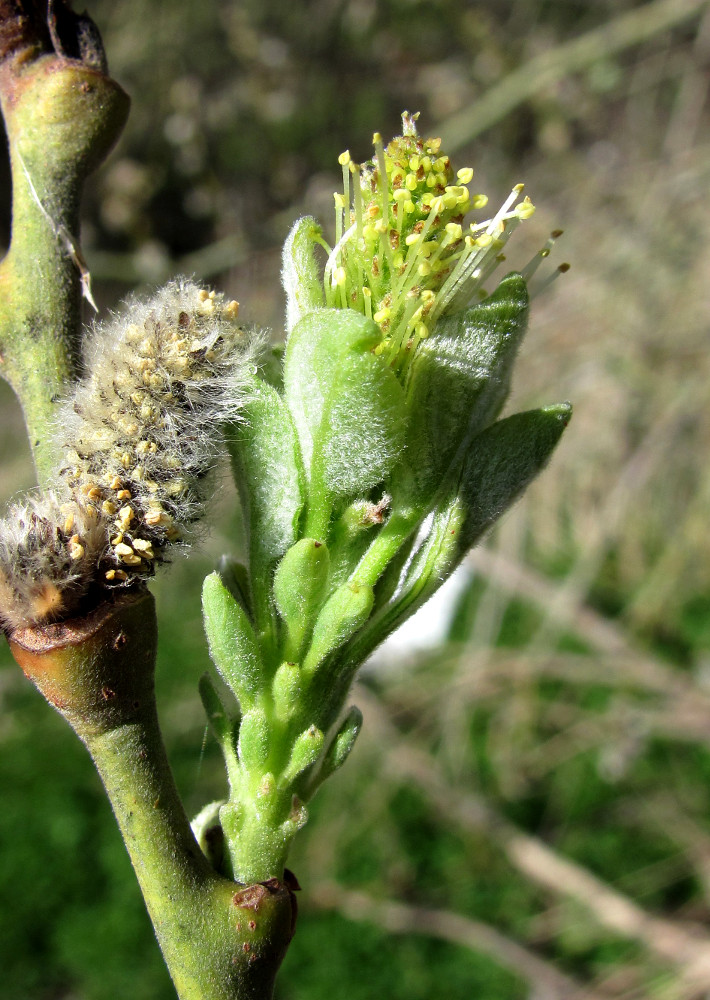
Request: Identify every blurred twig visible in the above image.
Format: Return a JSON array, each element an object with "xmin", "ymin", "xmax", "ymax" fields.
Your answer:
[
  {"xmin": 85, "ymin": 233, "xmax": 248, "ymax": 286},
  {"xmin": 440, "ymin": 0, "xmax": 710, "ymax": 150},
  {"xmin": 355, "ymin": 685, "xmax": 710, "ymax": 988},
  {"xmin": 309, "ymin": 883, "xmax": 607, "ymax": 1000}
]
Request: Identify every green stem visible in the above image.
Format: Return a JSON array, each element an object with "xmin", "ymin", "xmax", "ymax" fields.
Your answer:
[
  {"xmin": 0, "ymin": 18, "xmax": 129, "ymax": 482},
  {"xmin": 9, "ymin": 593, "xmax": 296, "ymax": 1000},
  {"xmin": 353, "ymin": 508, "xmax": 419, "ymax": 587},
  {"xmin": 87, "ymin": 702, "xmax": 293, "ymax": 1000}
]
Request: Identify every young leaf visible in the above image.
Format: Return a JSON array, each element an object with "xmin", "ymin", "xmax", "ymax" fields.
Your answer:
[
  {"xmin": 396, "ymin": 272, "xmax": 529, "ymax": 504},
  {"xmin": 456, "ymin": 403, "xmax": 572, "ymax": 555},
  {"xmin": 316, "ymin": 705, "xmax": 363, "ymax": 785},
  {"xmin": 228, "ymin": 377, "xmax": 305, "ymax": 632},
  {"xmin": 284, "ymin": 309, "xmax": 407, "ymax": 533},
  {"xmin": 282, "ymin": 216, "xmax": 326, "ymax": 333},
  {"xmin": 348, "ymin": 403, "xmax": 571, "ymax": 663}
]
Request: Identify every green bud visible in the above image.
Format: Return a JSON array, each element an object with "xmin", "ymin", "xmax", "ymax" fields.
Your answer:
[
  {"xmin": 328, "ymin": 496, "xmax": 391, "ymax": 588},
  {"xmin": 280, "ymin": 796, "xmax": 309, "ymax": 837},
  {"xmin": 237, "ymin": 708, "xmax": 271, "ymax": 772},
  {"xmin": 273, "ymin": 538, "xmax": 330, "ymax": 660},
  {"xmin": 202, "ymin": 572, "xmax": 264, "ymax": 708},
  {"xmin": 272, "ymin": 661, "xmax": 303, "ymax": 722},
  {"xmin": 282, "ymin": 725, "xmax": 325, "ymax": 785},
  {"xmin": 319, "ymin": 705, "xmax": 363, "ymax": 783},
  {"xmin": 303, "ymin": 581, "xmax": 375, "ymax": 675}
]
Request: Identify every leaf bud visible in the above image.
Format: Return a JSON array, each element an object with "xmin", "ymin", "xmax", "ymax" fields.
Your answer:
[
  {"xmin": 273, "ymin": 538, "xmax": 330, "ymax": 660},
  {"xmin": 282, "ymin": 725, "xmax": 325, "ymax": 785},
  {"xmin": 272, "ymin": 661, "xmax": 303, "ymax": 722},
  {"xmin": 303, "ymin": 581, "xmax": 374, "ymax": 675},
  {"xmin": 202, "ymin": 572, "xmax": 264, "ymax": 707},
  {"xmin": 237, "ymin": 708, "xmax": 271, "ymax": 772}
]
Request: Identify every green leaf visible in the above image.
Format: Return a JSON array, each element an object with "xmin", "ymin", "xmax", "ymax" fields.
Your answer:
[
  {"xmin": 456, "ymin": 403, "xmax": 572, "ymax": 554},
  {"xmin": 282, "ymin": 216, "xmax": 326, "ymax": 333},
  {"xmin": 284, "ymin": 309, "xmax": 407, "ymax": 533},
  {"xmin": 228, "ymin": 377, "xmax": 305, "ymax": 632},
  {"xmin": 348, "ymin": 403, "xmax": 571, "ymax": 664},
  {"xmin": 316, "ymin": 705, "xmax": 363, "ymax": 785},
  {"xmin": 396, "ymin": 272, "xmax": 529, "ymax": 504},
  {"xmin": 202, "ymin": 572, "xmax": 265, "ymax": 708}
]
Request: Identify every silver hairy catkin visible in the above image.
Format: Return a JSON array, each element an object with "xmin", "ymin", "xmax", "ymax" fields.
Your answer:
[
  {"xmin": 0, "ymin": 279, "xmax": 260, "ymax": 631},
  {"xmin": 0, "ymin": 495, "xmax": 106, "ymax": 631}
]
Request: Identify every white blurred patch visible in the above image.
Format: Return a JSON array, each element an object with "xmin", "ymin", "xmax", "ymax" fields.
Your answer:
[{"xmin": 365, "ymin": 564, "xmax": 473, "ymax": 671}]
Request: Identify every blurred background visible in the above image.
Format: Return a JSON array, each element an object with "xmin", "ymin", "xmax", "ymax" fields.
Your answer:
[{"xmin": 1, "ymin": 0, "xmax": 710, "ymax": 997}]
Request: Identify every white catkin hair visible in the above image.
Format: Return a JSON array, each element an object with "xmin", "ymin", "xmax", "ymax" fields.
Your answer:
[
  {"xmin": 0, "ymin": 494, "xmax": 106, "ymax": 631},
  {"xmin": 0, "ymin": 279, "xmax": 260, "ymax": 631}
]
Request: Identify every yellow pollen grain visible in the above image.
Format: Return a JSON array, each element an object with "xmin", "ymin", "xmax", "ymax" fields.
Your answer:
[
  {"xmin": 138, "ymin": 339, "xmax": 156, "ymax": 356},
  {"xmin": 120, "ymin": 552, "xmax": 143, "ymax": 566},
  {"xmin": 132, "ymin": 539, "xmax": 155, "ymax": 559},
  {"xmin": 118, "ymin": 505, "xmax": 135, "ymax": 525},
  {"xmin": 68, "ymin": 535, "xmax": 84, "ymax": 560}
]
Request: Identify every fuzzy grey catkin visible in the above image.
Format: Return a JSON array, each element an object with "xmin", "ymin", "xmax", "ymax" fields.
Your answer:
[
  {"xmin": 0, "ymin": 279, "xmax": 259, "ymax": 631},
  {"xmin": 0, "ymin": 495, "xmax": 106, "ymax": 631}
]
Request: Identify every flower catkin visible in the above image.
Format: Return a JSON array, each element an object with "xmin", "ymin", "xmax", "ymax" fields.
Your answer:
[{"xmin": 0, "ymin": 279, "xmax": 258, "ymax": 632}]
